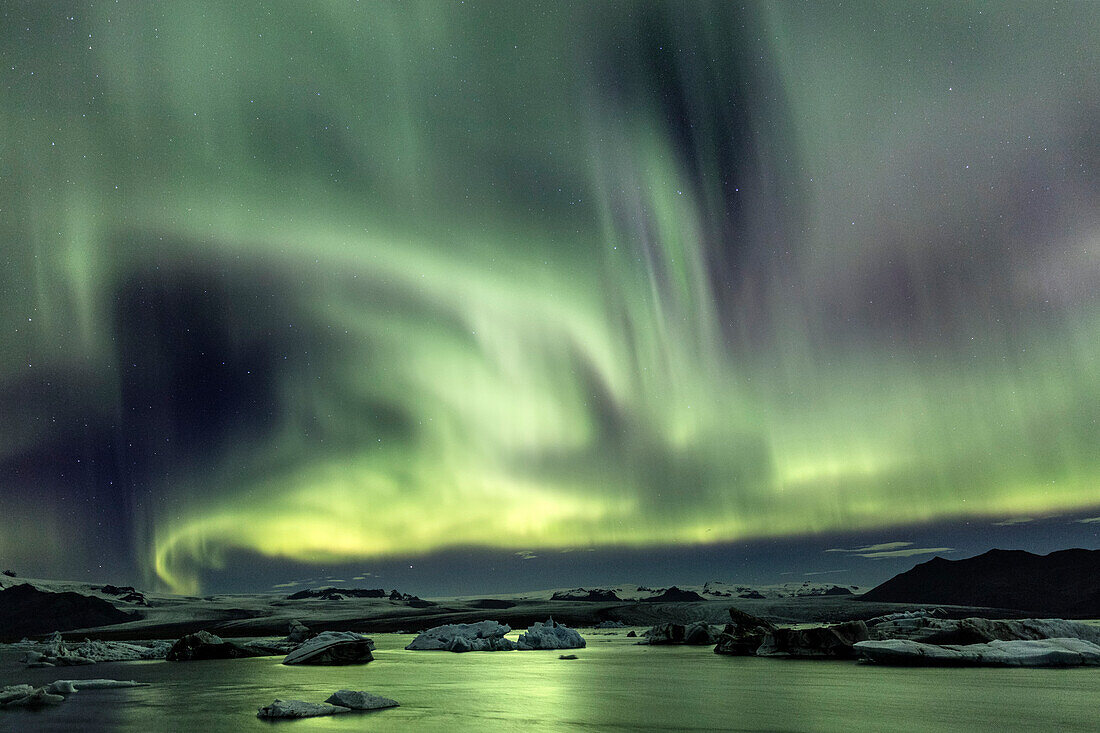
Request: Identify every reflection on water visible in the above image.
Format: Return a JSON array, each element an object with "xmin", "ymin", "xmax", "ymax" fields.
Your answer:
[{"xmin": 2, "ymin": 632, "xmax": 1099, "ymax": 732}]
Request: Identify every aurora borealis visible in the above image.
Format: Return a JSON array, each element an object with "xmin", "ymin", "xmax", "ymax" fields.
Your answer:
[{"xmin": 2, "ymin": 1, "xmax": 1099, "ymax": 595}]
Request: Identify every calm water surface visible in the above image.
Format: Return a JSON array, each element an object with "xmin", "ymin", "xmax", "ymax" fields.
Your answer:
[{"xmin": 2, "ymin": 631, "xmax": 1098, "ymax": 732}]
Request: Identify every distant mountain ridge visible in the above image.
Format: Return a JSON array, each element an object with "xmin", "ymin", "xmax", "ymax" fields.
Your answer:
[
  {"xmin": 0, "ymin": 584, "xmax": 137, "ymax": 639},
  {"xmin": 859, "ymin": 548, "xmax": 1100, "ymax": 617}
]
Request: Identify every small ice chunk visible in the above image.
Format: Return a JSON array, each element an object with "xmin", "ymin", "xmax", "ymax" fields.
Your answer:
[
  {"xmin": 59, "ymin": 679, "xmax": 148, "ymax": 690},
  {"xmin": 0, "ymin": 685, "xmax": 36, "ymax": 705},
  {"xmin": 0, "ymin": 688, "xmax": 66, "ymax": 708},
  {"xmin": 324, "ymin": 689, "xmax": 399, "ymax": 710},
  {"xmin": 44, "ymin": 680, "xmax": 78, "ymax": 695},
  {"xmin": 256, "ymin": 699, "xmax": 350, "ymax": 718}
]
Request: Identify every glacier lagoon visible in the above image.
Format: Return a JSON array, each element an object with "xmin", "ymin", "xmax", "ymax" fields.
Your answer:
[{"xmin": 2, "ymin": 631, "xmax": 1098, "ymax": 732}]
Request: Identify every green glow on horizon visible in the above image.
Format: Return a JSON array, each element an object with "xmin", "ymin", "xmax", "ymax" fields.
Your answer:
[{"xmin": 3, "ymin": 2, "xmax": 1100, "ymax": 592}]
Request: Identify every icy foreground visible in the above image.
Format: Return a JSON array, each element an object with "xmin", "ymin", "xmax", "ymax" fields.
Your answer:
[
  {"xmin": 516, "ymin": 618, "xmax": 585, "ymax": 650},
  {"xmin": 1, "ymin": 679, "xmax": 146, "ymax": 708},
  {"xmin": 282, "ymin": 631, "xmax": 375, "ymax": 665},
  {"xmin": 855, "ymin": 638, "xmax": 1100, "ymax": 667},
  {"xmin": 405, "ymin": 621, "xmax": 516, "ymax": 652}
]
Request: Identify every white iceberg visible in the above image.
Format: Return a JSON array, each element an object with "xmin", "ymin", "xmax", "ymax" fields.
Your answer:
[
  {"xmin": 516, "ymin": 618, "xmax": 586, "ymax": 650},
  {"xmin": 24, "ymin": 632, "xmax": 171, "ymax": 667},
  {"xmin": 282, "ymin": 631, "xmax": 375, "ymax": 665},
  {"xmin": 855, "ymin": 638, "xmax": 1100, "ymax": 667},
  {"xmin": 44, "ymin": 680, "xmax": 77, "ymax": 695},
  {"xmin": 865, "ymin": 608, "xmax": 945, "ymax": 626},
  {"xmin": 324, "ymin": 689, "xmax": 399, "ymax": 710},
  {"xmin": 405, "ymin": 621, "xmax": 516, "ymax": 652},
  {"xmin": 868, "ymin": 617, "xmax": 1100, "ymax": 645},
  {"xmin": 0, "ymin": 687, "xmax": 65, "ymax": 708},
  {"xmin": 0, "ymin": 685, "xmax": 37, "ymax": 705},
  {"xmin": 0, "ymin": 678, "xmax": 146, "ymax": 708},
  {"xmin": 257, "ymin": 699, "xmax": 350, "ymax": 718},
  {"xmin": 52, "ymin": 679, "xmax": 147, "ymax": 690}
]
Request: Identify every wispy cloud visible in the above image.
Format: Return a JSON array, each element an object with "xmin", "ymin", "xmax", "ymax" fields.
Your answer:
[
  {"xmin": 825, "ymin": 541, "xmax": 953, "ymax": 559},
  {"xmin": 1074, "ymin": 516, "xmax": 1100, "ymax": 524},
  {"xmin": 826, "ymin": 541, "xmax": 911, "ymax": 553},
  {"xmin": 515, "ymin": 550, "xmax": 538, "ymax": 560},
  {"xmin": 992, "ymin": 517, "xmax": 1034, "ymax": 526},
  {"xmin": 271, "ymin": 581, "xmax": 302, "ymax": 589},
  {"xmin": 857, "ymin": 547, "xmax": 953, "ymax": 559},
  {"xmin": 803, "ymin": 569, "xmax": 849, "ymax": 576}
]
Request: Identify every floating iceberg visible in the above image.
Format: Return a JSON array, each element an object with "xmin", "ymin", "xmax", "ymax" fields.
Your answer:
[
  {"xmin": 855, "ymin": 638, "xmax": 1100, "ymax": 667},
  {"xmin": 405, "ymin": 621, "xmax": 516, "ymax": 652},
  {"xmin": 868, "ymin": 617, "xmax": 1100, "ymax": 645},
  {"xmin": 516, "ymin": 618, "xmax": 586, "ymax": 650},
  {"xmin": 286, "ymin": 619, "xmax": 312, "ymax": 644},
  {"xmin": 256, "ymin": 699, "xmax": 350, "ymax": 718},
  {"xmin": 641, "ymin": 623, "xmax": 687, "ymax": 645},
  {"xmin": 51, "ymin": 679, "xmax": 146, "ymax": 690},
  {"xmin": 642, "ymin": 621, "xmax": 728, "ymax": 646},
  {"xmin": 713, "ymin": 608, "xmax": 776, "ymax": 656},
  {"xmin": 0, "ymin": 687, "xmax": 65, "ymax": 708},
  {"xmin": 44, "ymin": 680, "xmax": 77, "ymax": 695},
  {"xmin": 756, "ymin": 621, "xmax": 869, "ymax": 658},
  {"xmin": 0, "ymin": 679, "xmax": 146, "ymax": 709},
  {"xmin": 324, "ymin": 689, "xmax": 399, "ymax": 710},
  {"xmin": 0, "ymin": 685, "xmax": 38, "ymax": 706},
  {"xmin": 683, "ymin": 621, "xmax": 718, "ymax": 645},
  {"xmin": 23, "ymin": 632, "xmax": 171, "ymax": 667},
  {"xmin": 282, "ymin": 631, "xmax": 375, "ymax": 665},
  {"xmin": 865, "ymin": 608, "xmax": 946, "ymax": 626},
  {"xmin": 166, "ymin": 630, "xmax": 267, "ymax": 661}
]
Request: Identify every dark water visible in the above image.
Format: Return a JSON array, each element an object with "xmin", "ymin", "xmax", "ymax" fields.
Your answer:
[{"xmin": 2, "ymin": 632, "xmax": 1098, "ymax": 732}]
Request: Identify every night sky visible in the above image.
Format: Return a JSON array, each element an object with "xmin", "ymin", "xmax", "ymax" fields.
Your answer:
[{"xmin": 2, "ymin": 1, "xmax": 1099, "ymax": 596}]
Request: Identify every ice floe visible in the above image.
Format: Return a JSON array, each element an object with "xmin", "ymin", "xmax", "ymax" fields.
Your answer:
[
  {"xmin": 855, "ymin": 638, "xmax": 1100, "ymax": 667},
  {"xmin": 23, "ymin": 632, "xmax": 171, "ymax": 667},
  {"xmin": 0, "ymin": 679, "xmax": 147, "ymax": 709}
]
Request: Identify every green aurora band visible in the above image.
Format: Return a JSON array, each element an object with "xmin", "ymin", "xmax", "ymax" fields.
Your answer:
[{"xmin": 2, "ymin": 2, "xmax": 1099, "ymax": 593}]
